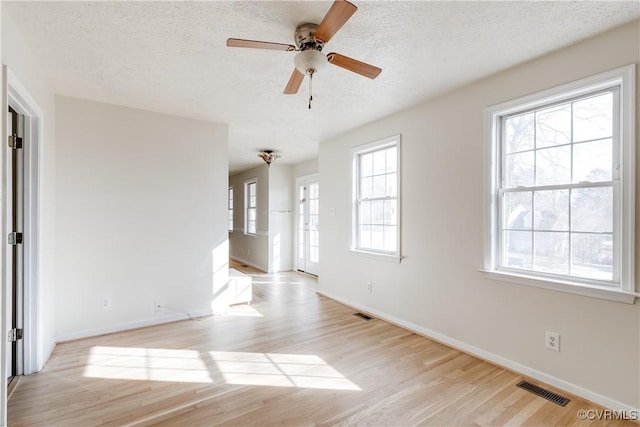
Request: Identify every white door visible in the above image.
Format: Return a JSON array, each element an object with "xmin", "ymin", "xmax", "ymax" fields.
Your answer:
[{"xmin": 296, "ymin": 174, "xmax": 319, "ymax": 276}]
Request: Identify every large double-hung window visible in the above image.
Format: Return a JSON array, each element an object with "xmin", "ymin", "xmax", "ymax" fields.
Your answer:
[{"xmin": 485, "ymin": 65, "xmax": 635, "ymax": 302}]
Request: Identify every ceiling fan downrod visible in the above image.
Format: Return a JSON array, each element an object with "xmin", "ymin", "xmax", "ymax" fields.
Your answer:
[{"xmin": 308, "ymin": 70, "xmax": 314, "ymax": 109}]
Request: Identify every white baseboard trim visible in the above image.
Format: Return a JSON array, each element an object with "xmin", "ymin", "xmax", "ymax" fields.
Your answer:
[
  {"xmin": 316, "ymin": 289, "xmax": 638, "ymax": 413},
  {"xmin": 230, "ymin": 256, "xmax": 266, "ymax": 272},
  {"xmin": 55, "ymin": 309, "xmax": 214, "ymax": 343}
]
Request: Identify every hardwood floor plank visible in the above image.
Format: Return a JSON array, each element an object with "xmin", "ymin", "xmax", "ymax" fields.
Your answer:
[{"xmin": 8, "ymin": 266, "xmax": 637, "ymax": 426}]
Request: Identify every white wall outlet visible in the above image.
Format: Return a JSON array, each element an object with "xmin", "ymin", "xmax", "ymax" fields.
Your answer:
[
  {"xmin": 366, "ymin": 282, "xmax": 372, "ymax": 293},
  {"xmin": 154, "ymin": 301, "xmax": 163, "ymax": 312},
  {"xmin": 102, "ymin": 297, "xmax": 111, "ymax": 309},
  {"xmin": 545, "ymin": 331, "xmax": 560, "ymax": 352}
]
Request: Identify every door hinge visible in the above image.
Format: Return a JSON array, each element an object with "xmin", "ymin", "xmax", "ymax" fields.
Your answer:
[
  {"xmin": 8, "ymin": 232, "xmax": 23, "ymax": 245},
  {"xmin": 7, "ymin": 328, "xmax": 23, "ymax": 342},
  {"xmin": 8, "ymin": 135, "xmax": 23, "ymax": 149}
]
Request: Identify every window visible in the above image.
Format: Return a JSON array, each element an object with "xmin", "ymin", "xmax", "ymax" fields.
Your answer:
[
  {"xmin": 245, "ymin": 180, "xmax": 257, "ymax": 235},
  {"xmin": 228, "ymin": 187, "xmax": 234, "ymax": 232},
  {"xmin": 352, "ymin": 135, "xmax": 401, "ymax": 260},
  {"xmin": 485, "ymin": 65, "xmax": 635, "ymax": 302}
]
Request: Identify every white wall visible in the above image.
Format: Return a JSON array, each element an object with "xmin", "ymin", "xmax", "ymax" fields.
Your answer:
[
  {"xmin": 229, "ymin": 165, "xmax": 269, "ymax": 271},
  {"xmin": 55, "ymin": 96, "xmax": 229, "ymax": 339},
  {"xmin": 2, "ymin": 7, "xmax": 56, "ymax": 369},
  {"xmin": 319, "ymin": 21, "xmax": 640, "ymax": 409},
  {"xmin": 268, "ymin": 165, "xmax": 293, "ymax": 272},
  {"xmin": 293, "ymin": 158, "xmax": 318, "ymax": 178}
]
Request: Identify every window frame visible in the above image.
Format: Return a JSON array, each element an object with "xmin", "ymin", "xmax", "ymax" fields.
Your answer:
[
  {"xmin": 228, "ymin": 186, "xmax": 234, "ymax": 233},
  {"xmin": 351, "ymin": 134, "xmax": 402, "ymax": 262},
  {"xmin": 244, "ymin": 179, "xmax": 257, "ymax": 236},
  {"xmin": 484, "ymin": 64, "xmax": 635, "ymax": 303}
]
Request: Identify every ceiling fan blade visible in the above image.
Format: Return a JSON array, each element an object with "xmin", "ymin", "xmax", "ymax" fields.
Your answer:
[
  {"xmin": 327, "ymin": 53, "xmax": 381, "ymax": 79},
  {"xmin": 226, "ymin": 38, "xmax": 295, "ymax": 51},
  {"xmin": 284, "ymin": 69, "xmax": 305, "ymax": 94},
  {"xmin": 314, "ymin": 0, "xmax": 357, "ymax": 43}
]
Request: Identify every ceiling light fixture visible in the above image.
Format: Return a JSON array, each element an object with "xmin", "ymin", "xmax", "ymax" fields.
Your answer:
[
  {"xmin": 293, "ymin": 49, "xmax": 328, "ymax": 109},
  {"xmin": 258, "ymin": 150, "xmax": 281, "ymax": 167}
]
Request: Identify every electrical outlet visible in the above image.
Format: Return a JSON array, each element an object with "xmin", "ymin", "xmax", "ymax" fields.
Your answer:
[
  {"xmin": 154, "ymin": 301, "xmax": 163, "ymax": 312},
  {"xmin": 103, "ymin": 297, "xmax": 111, "ymax": 309},
  {"xmin": 545, "ymin": 331, "xmax": 560, "ymax": 352},
  {"xmin": 366, "ymin": 282, "xmax": 372, "ymax": 293}
]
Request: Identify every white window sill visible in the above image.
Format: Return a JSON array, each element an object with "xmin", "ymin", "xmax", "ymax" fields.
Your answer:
[
  {"xmin": 350, "ymin": 249, "xmax": 402, "ymax": 263},
  {"xmin": 480, "ymin": 269, "xmax": 635, "ymax": 304}
]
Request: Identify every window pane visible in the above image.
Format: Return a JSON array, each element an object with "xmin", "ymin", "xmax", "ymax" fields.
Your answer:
[
  {"xmin": 361, "ymin": 153, "xmax": 373, "ymax": 178},
  {"xmin": 384, "ymin": 226, "xmax": 397, "ymax": 252},
  {"xmin": 359, "ymin": 201, "xmax": 371, "ymax": 225},
  {"xmin": 573, "ymin": 92, "xmax": 612, "ymax": 143},
  {"xmin": 248, "ymin": 221, "xmax": 256, "ymax": 234},
  {"xmin": 505, "ymin": 151, "xmax": 534, "ymax": 187},
  {"xmin": 373, "ymin": 175, "xmax": 385, "ymax": 198},
  {"xmin": 536, "ymin": 145, "xmax": 571, "ymax": 186},
  {"xmin": 536, "ymin": 103, "xmax": 571, "ymax": 148},
  {"xmin": 504, "ymin": 230, "xmax": 532, "ymax": 269},
  {"xmin": 310, "ymin": 246, "xmax": 319, "ymax": 263},
  {"xmin": 361, "ymin": 177, "xmax": 373, "ymax": 199},
  {"xmin": 359, "ymin": 225, "xmax": 371, "ymax": 248},
  {"xmin": 386, "ymin": 146, "xmax": 397, "ymax": 173},
  {"xmin": 571, "ymin": 233, "xmax": 613, "ymax": 281},
  {"xmin": 248, "ymin": 209, "xmax": 256, "ymax": 221},
  {"xmin": 534, "ymin": 232, "xmax": 569, "ymax": 275},
  {"xmin": 310, "ymin": 230, "xmax": 319, "ymax": 247},
  {"xmin": 534, "ymin": 190, "xmax": 568, "ymax": 231},
  {"xmin": 386, "ymin": 173, "xmax": 397, "ymax": 197},
  {"xmin": 571, "ymin": 187, "xmax": 613, "ymax": 233},
  {"xmin": 573, "ymin": 139, "xmax": 612, "ymax": 183},
  {"xmin": 310, "ymin": 183, "xmax": 319, "ymax": 199},
  {"xmin": 371, "ymin": 225, "xmax": 384, "ymax": 250},
  {"xmin": 503, "ymin": 191, "xmax": 532, "ymax": 230},
  {"xmin": 371, "ymin": 200, "xmax": 384, "ymax": 225},
  {"xmin": 505, "ymin": 112, "xmax": 534, "ymax": 153},
  {"xmin": 384, "ymin": 200, "xmax": 397, "ymax": 225},
  {"xmin": 310, "ymin": 200, "xmax": 319, "ymax": 216},
  {"xmin": 373, "ymin": 150, "xmax": 385, "ymax": 175}
]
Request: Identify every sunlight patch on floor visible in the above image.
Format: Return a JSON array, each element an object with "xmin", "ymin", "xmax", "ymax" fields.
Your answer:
[
  {"xmin": 83, "ymin": 346, "xmax": 213, "ymax": 383},
  {"xmin": 211, "ymin": 351, "xmax": 361, "ymax": 390},
  {"xmin": 226, "ymin": 304, "xmax": 263, "ymax": 317},
  {"xmin": 83, "ymin": 347, "xmax": 360, "ymax": 391}
]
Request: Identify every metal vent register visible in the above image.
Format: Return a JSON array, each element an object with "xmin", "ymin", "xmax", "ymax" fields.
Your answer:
[
  {"xmin": 353, "ymin": 312, "xmax": 373, "ymax": 321},
  {"xmin": 516, "ymin": 380, "xmax": 570, "ymax": 407}
]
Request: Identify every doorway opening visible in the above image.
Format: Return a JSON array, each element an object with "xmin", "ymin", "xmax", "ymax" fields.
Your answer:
[{"xmin": 3, "ymin": 68, "xmax": 42, "ymax": 393}]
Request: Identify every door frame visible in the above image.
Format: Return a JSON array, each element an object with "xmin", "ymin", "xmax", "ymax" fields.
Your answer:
[
  {"xmin": 294, "ymin": 173, "xmax": 319, "ymax": 275},
  {"xmin": 2, "ymin": 67, "xmax": 42, "ymax": 389}
]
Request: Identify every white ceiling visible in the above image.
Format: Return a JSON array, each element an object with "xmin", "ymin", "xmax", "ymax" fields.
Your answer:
[{"xmin": 4, "ymin": 1, "xmax": 639, "ymax": 173}]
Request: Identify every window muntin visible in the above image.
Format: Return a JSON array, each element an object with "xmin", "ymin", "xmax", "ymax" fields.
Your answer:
[
  {"xmin": 353, "ymin": 136, "xmax": 400, "ymax": 258},
  {"xmin": 228, "ymin": 187, "xmax": 234, "ymax": 232},
  {"xmin": 245, "ymin": 180, "xmax": 256, "ymax": 235}
]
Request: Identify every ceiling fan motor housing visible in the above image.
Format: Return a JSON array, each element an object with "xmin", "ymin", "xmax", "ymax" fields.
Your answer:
[{"xmin": 295, "ymin": 23, "xmax": 324, "ymax": 51}]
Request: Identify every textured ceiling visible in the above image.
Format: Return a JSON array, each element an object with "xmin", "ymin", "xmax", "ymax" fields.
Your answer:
[{"xmin": 4, "ymin": 1, "xmax": 639, "ymax": 172}]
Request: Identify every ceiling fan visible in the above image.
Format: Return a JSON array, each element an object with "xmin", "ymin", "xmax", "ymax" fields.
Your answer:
[{"xmin": 227, "ymin": 0, "xmax": 381, "ymax": 108}]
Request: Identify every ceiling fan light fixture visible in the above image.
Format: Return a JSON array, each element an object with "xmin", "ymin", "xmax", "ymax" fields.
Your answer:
[
  {"xmin": 258, "ymin": 150, "xmax": 281, "ymax": 167},
  {"xmin": 294, "ymin": 49, "xmax": 328, "ymax": 75}
]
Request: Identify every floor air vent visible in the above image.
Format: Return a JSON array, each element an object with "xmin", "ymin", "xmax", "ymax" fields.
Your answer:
[
  {"xmin": 353, "ymin": 312, "xmax": 373, "ymax": 321},
  {"xmin": 516, "ymin": 380, "xmax": 570, "ymax": 406}
]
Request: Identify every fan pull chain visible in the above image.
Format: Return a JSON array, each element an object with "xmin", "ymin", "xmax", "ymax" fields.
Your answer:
[{"xmin": 308, "ymin": 71, "xmax": 314, "ymax": 109}]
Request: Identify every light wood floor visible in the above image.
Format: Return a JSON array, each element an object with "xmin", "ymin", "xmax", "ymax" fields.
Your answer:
[{"xmin": 8, "ymin": 264, "xmax": 636, "ymax": 426}]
